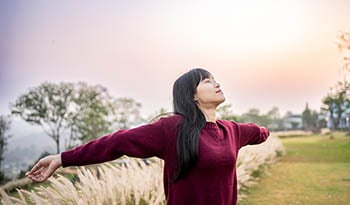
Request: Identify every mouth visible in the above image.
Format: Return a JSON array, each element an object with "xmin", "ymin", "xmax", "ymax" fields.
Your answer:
[{"xmin": 216, "ymin": 89, "xmax": 223, "ymax": 94}]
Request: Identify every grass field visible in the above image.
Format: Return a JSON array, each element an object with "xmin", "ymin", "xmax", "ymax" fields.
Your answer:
[{"xmin": 239, "ymin": 132, "xmax": 350, "ymax": 205}]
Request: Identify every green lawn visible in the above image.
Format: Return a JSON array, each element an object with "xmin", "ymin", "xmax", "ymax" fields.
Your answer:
[{"xmin": 239, "ymin": 132, "xmax": 350, "ymax": 205}]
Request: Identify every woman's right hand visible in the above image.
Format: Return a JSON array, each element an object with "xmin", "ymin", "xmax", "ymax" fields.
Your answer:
[{"xmin": 26, "ymin": 154, "xmax": 62, "ymax": 182}]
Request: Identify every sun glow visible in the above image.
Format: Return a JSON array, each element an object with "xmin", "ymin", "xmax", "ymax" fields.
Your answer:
[{"xmin": 166, "ymin": 0, "xmax": 305, "ymax": 53}]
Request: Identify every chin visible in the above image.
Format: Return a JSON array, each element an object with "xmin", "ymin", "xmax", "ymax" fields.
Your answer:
[{"xmin": 216, "ymin": 98, "xmax": 225, "ymax": 106}]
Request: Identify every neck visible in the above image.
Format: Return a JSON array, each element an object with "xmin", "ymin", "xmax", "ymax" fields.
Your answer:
[{"xmin": 199, "ymin": 107, "xmax": 217, "ymax": 122}]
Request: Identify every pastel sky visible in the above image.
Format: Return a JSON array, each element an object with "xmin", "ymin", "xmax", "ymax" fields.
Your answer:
[{"xmin": 1, "ymin": 0, "xmax": 349, "ymax": 118}]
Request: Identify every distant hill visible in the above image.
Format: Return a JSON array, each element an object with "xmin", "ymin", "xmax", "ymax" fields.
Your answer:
[{"xmin": 2, "ymin": 119, "xmax": 57, "ymax": 179}]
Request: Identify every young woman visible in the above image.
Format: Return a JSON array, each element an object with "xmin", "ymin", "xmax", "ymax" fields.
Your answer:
[{"xmin": 26, "ymin": 68, "xmax": 269, "ymax": 205}]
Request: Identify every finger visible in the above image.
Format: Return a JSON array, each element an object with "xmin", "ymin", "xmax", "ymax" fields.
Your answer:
[
  {"xmin": 27, "ymin": 167, "xmax": 45, "ymax": 179},
  {"xmin": 32, "ymin": 167, "xmax": 45, "ymax": 176},
  {"xmin": 27, "ymin": 161, "xmax": 43, "ymax": 175},
  {"xmin": 27, "ymin": 171, "xmax": 49, "ymax": 182},
  {"xmin": 28, "ymin": 175, "xmax": 45, "ymax": 183},
  {"xmin": 27, "ymin": 174, "xmax": 41, "ymax": 182}
]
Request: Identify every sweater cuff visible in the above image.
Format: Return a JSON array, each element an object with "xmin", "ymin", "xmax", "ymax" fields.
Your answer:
[
  {"xmin": 61, "ymin": 151, "xmax": 75, "ymax": 168},
  {"xmin": 260, "ymin": 127, "xmax": 270, "ymax": 138}
]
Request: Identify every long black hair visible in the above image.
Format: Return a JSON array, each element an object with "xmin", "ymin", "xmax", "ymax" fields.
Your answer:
[{"xmin": 172, "ymin": 68, "xmax": 211, "ymax": 181}]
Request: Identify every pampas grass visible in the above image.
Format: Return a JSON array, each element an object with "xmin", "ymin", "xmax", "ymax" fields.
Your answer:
[
  {"xmin": 236, "ymin": 136, "xmax": 285, "ymax": 200},
  {"xmin": 1, "ymin": 136, "xmax": 284, "ymax": 204}
]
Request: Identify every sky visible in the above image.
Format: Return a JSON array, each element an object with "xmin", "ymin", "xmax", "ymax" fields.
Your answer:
[{"xmin": 1, "ymin": 0, "xmax": 350, "ymax": 121}]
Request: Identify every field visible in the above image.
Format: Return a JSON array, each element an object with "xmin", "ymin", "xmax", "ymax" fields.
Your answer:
[
  {"xmin": 239, "ymin": 132, "xmax": 350, "ymax": 205},
  {"xmin": 1, "ymin": 136, "xmax": 285, "ymax": 204}
]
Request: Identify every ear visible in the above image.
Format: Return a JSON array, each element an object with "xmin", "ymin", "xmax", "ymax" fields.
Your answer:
[{"xmin": 193, "ymin": 93, "xmax": 198, "ymax": 102}]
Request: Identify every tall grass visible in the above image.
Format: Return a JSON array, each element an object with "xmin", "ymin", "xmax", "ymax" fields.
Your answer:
[
  {"xmin": 1, "ymin": 136, "xmax": 284, "ymax": 205},
  {"xmin": 237, "ymin": 136, "xmax": 285, "ymax": 200}
]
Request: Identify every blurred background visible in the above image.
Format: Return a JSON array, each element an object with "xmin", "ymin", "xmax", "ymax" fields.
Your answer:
[{"xmin": 0, "ymin": 0, "xmax": 349, "ymax": 189}]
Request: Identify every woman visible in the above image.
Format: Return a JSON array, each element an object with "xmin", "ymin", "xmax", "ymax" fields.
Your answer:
[{"xmin": 26, "ymin": 68, "xmax": 270, "ymax": 205}]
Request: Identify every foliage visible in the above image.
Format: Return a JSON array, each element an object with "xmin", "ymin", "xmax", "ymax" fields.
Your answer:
[
  {"xmin": 217, "ymin": 104, "xmax": 240, "ymax": 121},
  {"xmin": 11, "ymin": 82, "xmax": 122, "ymax": 152},
  {"xmin": 66, "ymin": 82, "xmax": 115, "ymax": 146},
  {"xmin": 266, "ymin": 107, "xmax": 284, "ymax": 131},
  {"xmin": 113, "ymin": 98, "xmax": 143, "ymax": 129},
  {"xmin": 147, "ymin": 108, "xmax": 173, "ymax": 123},
  {"xmin": 337, "ymin": 31, "xmax": 350, "ymax": 72},
  {"xmin": 0, "ymin": 115, "xmax": 11, "ymax": 174},
  {"xmin": 217, "ymin": 104, "xmax": 295, "ymax": 131},
  {"xmin": 240, "ymin": 108, "xmax": 271, "ymax": 127},
  {"xmin": 0, "ymin": 171, "xmax": 11, "ymax": 186},
  {"xmin": 322, "ymin": 81, "xmax": 350, "ymax": 129},
  {"xmin": 11, "ymin": 82, "xmax": 75, "ymax": 153},
  {"xmin": 302, "ymin": 103, "xmax": 319, "ymax": 131}
]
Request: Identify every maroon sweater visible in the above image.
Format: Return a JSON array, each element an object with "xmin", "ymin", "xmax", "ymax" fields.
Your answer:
[{"xmin": 61, "ymin": 115, "xmax": 269, "ymax": 205}]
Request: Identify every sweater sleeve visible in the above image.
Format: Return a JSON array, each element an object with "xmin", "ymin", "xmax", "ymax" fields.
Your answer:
[
  {"xmin": 237, "ymin": 123, "xmax": 270, "ymax": 148},
  {"xmin": 61, "ymin": 118, "xmax": 166, "ymax": 167}
]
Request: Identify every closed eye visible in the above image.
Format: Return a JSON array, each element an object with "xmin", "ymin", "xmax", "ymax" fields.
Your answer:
[
  {"xmin": 204, "ymin": 79, "xmax": 211, "ymax": 83},
  {"xmin": 202, "ymin": 77, "xmax": 215, "ymax": 83}
]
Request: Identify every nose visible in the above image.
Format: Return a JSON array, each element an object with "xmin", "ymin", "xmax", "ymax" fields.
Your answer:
[{"xmin": 215, "ymin": 81, "xmax": 220, "ymax": 88}]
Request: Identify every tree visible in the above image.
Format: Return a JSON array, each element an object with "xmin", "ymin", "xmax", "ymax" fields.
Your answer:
[
  {"xmin": 301, "ymin": 103, "xmax": 313, "ymax": 130},
  {"xmin": 0, "ymin": 115, "xmax": 11, "ymax": 170},
  {"xmin": 11, "ymin": 82, "xmax": 74, "ymax": 153},
  {"xmin": 66, "ymin": 83, "xmax": 115, "ymax": 146},
  {"xmin": 266, "ymin": 106, "xmax": 284, "ymax": 131},
  {"xmin": 322, "ymin": 81, "xmax": 349, "ymax": 129},
  {"xmin": 11, "ymin": 82, "xmax": 117, "ymax": 152},
  {"xmin": 0, "ymin": 115, "xmax": 11, "ymax": 185},
  {"xmin": 148, "ymin": 107, "xmax": 172, "ymax": 123},
  {"xmin": 217, "ymin": 104, "xmax": 240, "ymax": 121},
  {"xmin": 337, "ymin": 31, "xmax": 350, "ymax": 73},
  {"xmin": 267, "ymin": 106, "xmax": 281, "ymax": 120},
  {"xmin": 113, "ymin": 98, "xmax": 143, "ymax": 129},
  {"xmin": 336, "ymin": 31, "xmax": 350, "ymax": 108},
  {"xmin": 241, "ymin": 108, "xmax": 271, "ymax": 127},
  {"xmin": 302, "ymin": 103, "xmax": 319, "ymax": 131},
  {"xmin": 319, "ymin": 31, "xmax": 350, "ymax": 131}
]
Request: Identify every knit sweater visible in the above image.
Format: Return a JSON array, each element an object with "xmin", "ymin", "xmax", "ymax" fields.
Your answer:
[{"xmin": 61, "ymin": 115, "xmax": 270, "ymax": 205}]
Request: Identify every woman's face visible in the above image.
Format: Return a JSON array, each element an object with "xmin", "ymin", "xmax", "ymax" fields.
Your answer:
[{"xmin": 194, "ymin": 75, "xmax": 225, "ymax": 108}]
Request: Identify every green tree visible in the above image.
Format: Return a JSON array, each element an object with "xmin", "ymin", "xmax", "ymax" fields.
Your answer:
[
  {"xmin": 11, "ymin": 82, "xmax": 74, "ymax": 153},
  {"xmin": 148, "ymin": 107, "xmax": 172, "ymax": 123},
  {"xmin": 322, "ymin": 81, "xmax": 349, "ymax": 129},
  {"xmin": 333, "ymin": 31, "xmax": 350, "ymax": 130},
  {"xmin": 303, "ymin": 111, "xmax": 319, "ymax": 131},
  {"xmin": 11, "ymin": 82, "xmax": 117, "ymax": 152},
  {"xmin": 267, "ymin": 106, "xmax": 280, "ymax": 120},
  {"xmin": 266, "ymin": 106, "xmax": 284, "ymax": 131},
  {"xmin": 113, "ymin": 98, "xmax": 143, "ymax": 129},
  {"xmin": 217, "ymin": 104, "xmax": 240, "ymax": 121},
  {"xmin": 66, "ymin": 82, "xmax": 115, "ymax": 146},
  {"xmin": 302, "ymin": 103, "xmax": 319, "ymax": 130},
  {"xmin": 241, "ymin": 108, "xmax": 271, "ymax": 127}
]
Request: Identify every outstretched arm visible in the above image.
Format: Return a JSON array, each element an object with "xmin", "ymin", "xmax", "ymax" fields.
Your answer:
[
  {"xmin": 237, "ymin": 123, "xmax": 270, "ymax": 148},
  {"xmin": 26, "ymin": 154, "xmax": 62, "ymax": 182},
  {"xmin": 26, "ymin": 116, "xmax": 168, "ymax": 182}
]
